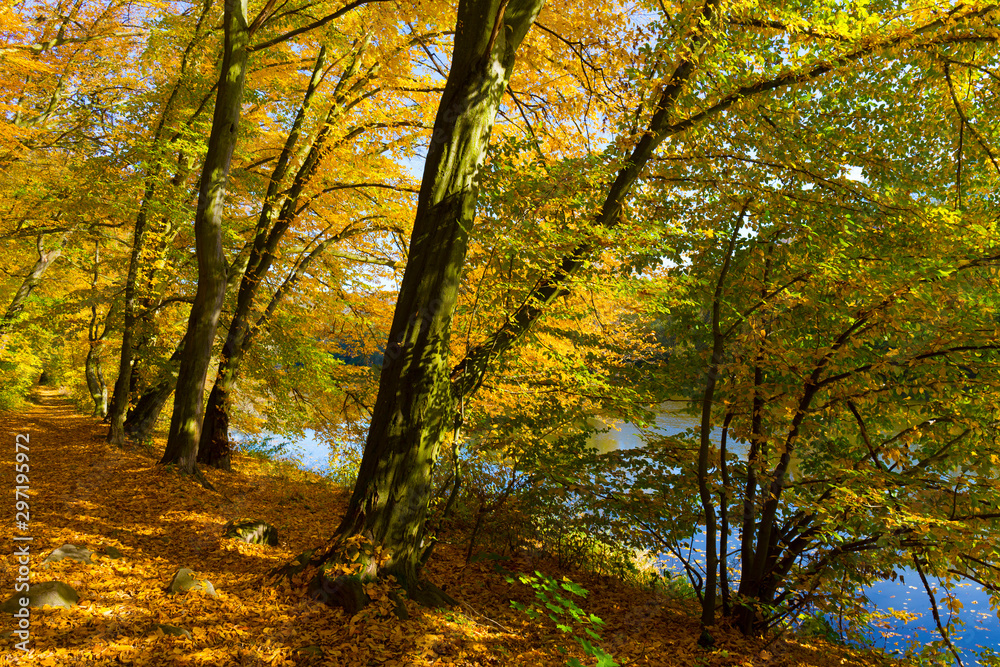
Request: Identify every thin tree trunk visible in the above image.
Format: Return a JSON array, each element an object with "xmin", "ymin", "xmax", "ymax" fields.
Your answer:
[
  {"xmin": 106, "ymin": 186, "xmax": 154, "ymax": 445},
  {"xmin": 736, "ymin": 309, "xmax": 877, "ymax": 633},
  {"xmin": 86, "ymin": 240, "xmax": 109, "ymax": 417},
  {"xmin": 1, "ymin": 233, "xmax": 65, "ymax": 329},
  {"xmin": 105, "ymin": 3, "xmax": 211, "ymax": 445},
  {"xmin": 85, "ymin": 346, "xmax": 108, "ymax": 417},
  {"xmin": 734, "ymin": 355, "xmax": 766, "ymax": 633},
  {"xmin": 696, "ymin": 211, "xmax": 742, "ymax": 638},
  {"xmin": 718, "ymin": 410, "xmax": 734, "ymax": 617},
  {"xmin": 160, "ymin": 0, "xmax": 249, "ymax": 481}
]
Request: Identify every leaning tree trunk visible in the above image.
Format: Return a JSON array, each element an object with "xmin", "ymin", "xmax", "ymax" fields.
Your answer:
[
  {"xmin": 301, "ymin": 0, "xmax": 545, "ymax": 607},
  {"xmin": 201, "ymin": 223, "xmax": 347, "ymax": 469},
  {"xmin": 198, "ymin": 45, "xmax": 333, "ymax": 471},
  {"xmin": 123, "ymin": 329, "xmax": 190, "ymax": 441},
  {"xmin": 160, "ymin": 0, "xmax": 248, "ymax": 480},
  {"xmin": 1, "ymin": 234, "xmax": 65, "ymax": 331},
  {"xmin": 125, "ymin": 377, "xmax": 175, "ymax": 441},
  {"xmin": 86, "ymin": 241, "xmax": 110, "ymax": 418}
]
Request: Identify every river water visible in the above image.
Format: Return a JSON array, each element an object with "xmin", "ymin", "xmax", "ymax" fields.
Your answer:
[
  {"xmin": 588, "ymin": 403, "xmax": 1000, "ymax": 662},
  {"xmin": 248, "ymin": 403, "xmax": 999, "ymax": 661}
]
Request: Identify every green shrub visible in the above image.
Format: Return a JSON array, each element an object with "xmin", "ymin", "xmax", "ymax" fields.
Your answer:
[{"xmin": 506, "ymin": 570, "xmax": 618, "ymax": 667}]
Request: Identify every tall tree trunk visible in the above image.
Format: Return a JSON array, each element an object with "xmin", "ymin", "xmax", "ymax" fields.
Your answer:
[
  {"xmin": 160, "ymin": 0, "xmax": 248, "ymax": 480},
  {"xmin": 86, "ymin": 240, "xmax": 109, "ymax": 417},
  {"xmin": 198, "ymin": 29, "xmax": 416, "ymax": 469},
  {"xmin": 304, "ymin": 0, "xmax": 545, "ymax": 604},
  {"xmin": 198, "ymin": 45, "xmax": 332, "ymax": 470},
  {"xmin": 695, "ymin": 211, "xmax": 742, "ymax": 640}
]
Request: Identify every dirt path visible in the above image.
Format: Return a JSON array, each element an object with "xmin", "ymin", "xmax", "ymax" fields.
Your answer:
[
  {"xmin": 0, "ymin": 390, "xmax": 357, "ymax": 666},
  {"xmin": 1, "ymin": 390, "xmax": 119, "ymax": 560}
]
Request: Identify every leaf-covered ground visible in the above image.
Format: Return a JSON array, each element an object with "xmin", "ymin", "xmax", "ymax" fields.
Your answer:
[{"xmin": 1, "ymin": 390, "xmax": 906, "ymax": 666}]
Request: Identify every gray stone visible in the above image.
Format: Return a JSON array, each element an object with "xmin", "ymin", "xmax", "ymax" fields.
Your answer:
[
  {"xmin": 1, "ymin": 581, "xmax": 79, "ymax": 612},
  {"xmin": 298, "ymin": 645, "xmax": 324, "ymax": 659},
  {"xmin": 101, "ymin": 546, "xmax": 123, "ymax": 559},
  {"xmin": 152, "ymin": 623, "xmax": 193, "ymax": 640},
  {"xmin": 222, "ymin": 518, "xmax": 278, "ymax": 546},
  {"xmin": 40, "ymin": 544, "xmax": 93, "ymax": 569},
  {"xmin": 165, "ymin": 568, "xmax": 217, "ymax": 597}
]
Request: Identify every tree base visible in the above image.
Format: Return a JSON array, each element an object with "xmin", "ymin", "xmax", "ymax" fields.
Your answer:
[
  {"xmin": 270, "ymin": 542, "xmax": 456, "ymax": 619},
  {"xmin": 200, "ymin": 452, "xmax": 232, "ymax": 471},
  {"xmin": 160, "ymin": 461, "xmax": 216, "ymax": 491}
]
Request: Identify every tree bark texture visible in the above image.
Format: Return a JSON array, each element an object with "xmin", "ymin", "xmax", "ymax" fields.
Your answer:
[
  {"xmin": 125, "ymin": 378, "xmax": 175, "ymax": 441},
  {"xmin": 161, "ymin": 0, "xmax": 248, "ymax": 476},
  {"xmin": 326, "ymin": 0, "xmax": 545, "ymax": 594}
]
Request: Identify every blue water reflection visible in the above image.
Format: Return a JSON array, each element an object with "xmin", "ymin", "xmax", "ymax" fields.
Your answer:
[{"xmin": 586, "ymin": 404, "xmax": 1000, "ymax": 663}]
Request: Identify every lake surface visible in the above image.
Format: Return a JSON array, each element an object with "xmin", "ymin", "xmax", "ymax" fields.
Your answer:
[
  {"xmin": 247, "ymin": 403, "xmax": 999, "ymax": 662},
  {"xmin": 589, "ymin": 404, "xmax": 1000, "ymax": 662}
]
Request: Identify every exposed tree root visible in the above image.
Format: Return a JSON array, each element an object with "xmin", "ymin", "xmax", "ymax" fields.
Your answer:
[
  {"xmin": 159, "ymin": 461, "xmax": 215, "ymax": 491},
  {"xmin": 269, "ymin": 539, "xmax": 456, "ymax": 619}
]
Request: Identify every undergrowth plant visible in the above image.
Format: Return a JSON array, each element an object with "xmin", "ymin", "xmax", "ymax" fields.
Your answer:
[
  {"xmin": 506, "ymin": 570, "xmax": 618, "ymax": 667},
  {"xmin": 234, "ymin": 433, "xmax": 291, "ymax": 460}
]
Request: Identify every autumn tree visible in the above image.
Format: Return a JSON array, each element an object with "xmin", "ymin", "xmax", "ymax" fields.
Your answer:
[
  {"xmin": 158, "ymin": 0, "xmax": 407, "ymax": 481},
  {"xmin": 545, "ymin": 1, "xmax": 1000, "ymax": 652},
  {"xmin": 196, "ymin": 7, "xmax": 432, "ymax": 470},
  {"xmin": 275, "ymin": 0, "xmax": 548, "ymax": 606},
  {"xmin": 1, "ymin": 0, "xmax": 155, "ymax": 408},
  {"xmin": 272, "ymin": 0, "xmax": 1000, "ymax": 631}
]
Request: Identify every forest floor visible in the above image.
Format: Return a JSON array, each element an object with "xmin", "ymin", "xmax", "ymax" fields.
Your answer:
[{"xmin": 0, "ymin": 389, "xmax": 908, "ymax": 666}]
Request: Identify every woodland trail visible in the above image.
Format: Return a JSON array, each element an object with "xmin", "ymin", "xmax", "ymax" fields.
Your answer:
[{"xmin": 0, "ymin": 390, "xmax": 900, "ymax": 666}]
